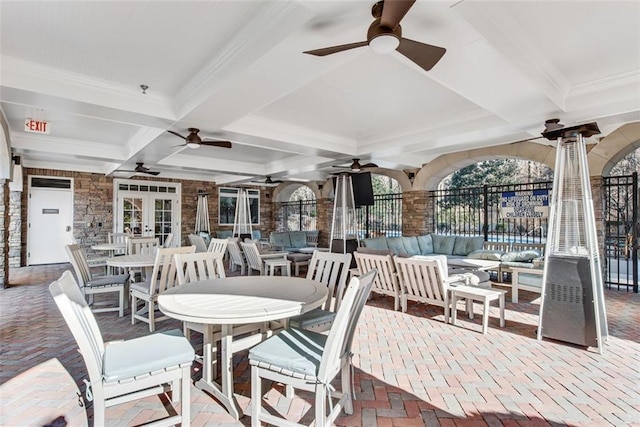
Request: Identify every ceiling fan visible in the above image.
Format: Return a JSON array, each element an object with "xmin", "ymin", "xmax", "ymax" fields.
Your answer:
[
  {"xmin": 114, "ymin": 162, "xmax": 160, "ymax": 176},
  {"xmin": 168, "ymin": 128, "xmax": 232, "ymax": 149},
  {"xmin": 251, "ymin": 176, "xmax": 284, "ymax": 186},
  {"xmin": 304, "ymin": 0, "xmax": 446, "ymax": 72},
  {"xmin": 509, "ymin": 119, "xmax": 566, "ymax": 144},
  {"xmin": 333, "ymin": 158, "xmax": 378, "ymax": 173}
]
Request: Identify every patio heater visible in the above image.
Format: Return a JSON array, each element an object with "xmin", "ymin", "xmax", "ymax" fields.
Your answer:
[
  {"xmin": 194, "ymin": 191, "xmax": 210, "ymax": 234},
  {"xmin": 538, "ymin": 121, "xmax": 609, "ymax": 354},
  {"xmin": 232, "ymin": 188, "xmax": 253, "ymax": 241},
  {"xmin": 330, "ymin": 173, "xmax": 359, "ymax": 267}
]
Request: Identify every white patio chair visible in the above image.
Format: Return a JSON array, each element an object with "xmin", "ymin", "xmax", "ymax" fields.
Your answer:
[
  {"xmin": 163, "ymin": 232, "xmax": 174, "ymax": 248},
  {"xmin": 241, "ymin": 241, "xmax": 289, "ymax": 276},
  {"xmin": 354, "ymin": 251, "xmax": 403, "ymax": 311},
  {"xmin": 174, "ymin": 251, "xmax": 264, "ymax": 377},
  {"xmin": 108, "ymin": 232, "xmax": 129, "ymax": 256},
  {"xmin": 127, "ymin": 236, "xmax": 160, "ymax": 255},
  {"xmin": 249, "ymin": 269, "xmax": 377, "ymax": 427},
  {"xmin": 289, "ymin": 251, "xmax": 353, "ymax": 332},
  {"xmin": 65, "ymin": 244, "xmax": 129, "ymax": 317},
  {"xmin": 188, "ymin": 233, "xmax": 208, "ymax": 253},
  {"xmin": 394, "ymin": 255, "xmax": 468, "ymax": 319},
  {"xmin": 126, "ymin": 236, "xmax": 160, "ymax": 282},
  {"xmin": 227, "ymin": 238, "xmax": 247, "ymax": 275},
  {"xmin": 207, "ymin": 237, "xmax": 228, "ymax": 255},
  {"xmin": 130, "ymin": 245, "xmax": 196, "ymax": 332},
  {"xmin": 50, "ymin": 270, "xmax": 194, "ymax": 427}
]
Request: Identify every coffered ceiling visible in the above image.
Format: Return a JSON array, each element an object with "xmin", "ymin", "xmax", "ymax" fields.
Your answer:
[{"xmin": 2, "ymin": 0, "xmax": 639, "ymax": 185}]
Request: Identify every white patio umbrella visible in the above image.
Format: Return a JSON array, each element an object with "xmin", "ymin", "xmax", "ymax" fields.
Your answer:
[{"xmin": 195, "ymin": 191, "xmax": 210, "ymax": 234}]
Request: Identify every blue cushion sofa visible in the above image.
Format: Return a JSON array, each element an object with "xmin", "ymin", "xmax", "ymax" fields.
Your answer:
[
  {"xmin": 269, "ymin": 230, "xmax": 319, "ymax": 252},
  {"xmin": 362, "ymin": 234, "xmax": 485, "ymax": 260}
]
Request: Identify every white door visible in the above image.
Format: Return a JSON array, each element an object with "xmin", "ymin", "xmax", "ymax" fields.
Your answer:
[
  {"xmin": 28, "ymin": 177, "xmax": 74, "ymax": 265},
  {"xmin": 114, "ymin": 180, "xmax": 180, "ymax": 247}
]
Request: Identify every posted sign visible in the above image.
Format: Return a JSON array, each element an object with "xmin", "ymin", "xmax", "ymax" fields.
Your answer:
[{"xmin": 500, "ymin": 189, "xmax": 549, "ymax": 218}]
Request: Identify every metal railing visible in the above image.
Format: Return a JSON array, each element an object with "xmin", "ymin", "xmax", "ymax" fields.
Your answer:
[
  {"xmin": 430, "ymin": 181, "xmax": 552, "ymax": 244},
  {"xmin": 356, "ymin": 193, "xmax": 403, "ymax": 239},
  {"xmin": 603, "ymin": 172, "xmax": 638, "ymax": 292},
  {"xmin": 278, "ymin": 200, "xmax": 318, "ymax": 231}
]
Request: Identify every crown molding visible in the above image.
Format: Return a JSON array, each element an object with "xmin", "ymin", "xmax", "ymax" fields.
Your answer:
[
  {"xmin": 1, "ymin": 55, "xmax": 175, "ymax": 120},
  {"xmin": 569, "ymin": 70, "xmax": 640, "ymax": 98},
  {"xmin": 174, "ymin": 1, "xmax": 314, "ymax": 119}
]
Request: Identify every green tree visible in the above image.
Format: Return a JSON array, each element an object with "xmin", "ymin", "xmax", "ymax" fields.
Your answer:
[{"xmin": 449, "ymin": 159, "xmax": 520, "ymax": 189}]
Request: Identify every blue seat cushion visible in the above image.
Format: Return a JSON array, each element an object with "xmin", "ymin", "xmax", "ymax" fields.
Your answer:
[
  {"xmin": 270, "ymin": 232, "xmax": 291, "ymax": 248},
  {"xmin": 249, "ymin": 327, "xmax": 327, "ymax": 378},
  {"xmin": 417, "ymin": 235, "xmax": 434, "ymax": 255},
  {"xmin": 402, "ymin": 237, "xmax": 421, "ymax": 256},
  {"xmin": 453, "ymin": 236, "xmax": 484, "ymax": 256},
  {"xmin": 289, "ymin": 231, "xmax": 307, "ymax": 248},
  {"xmin": 288, "ymin": 308, "xmax": 336, "ymax": 330},
  {"xmin": 103, "ymin": 329, "xmax": 194, "ymax": 383},
  {"xmin": 431, "ymin": 234, "xmax": 456, "ymax": 255},
  {"xmin": 362, "ymin": 237, "xmax": 389, "ymax": 251},
  {"xmin": 386, "ymin": 237, "xmax": 407, "ymax": 255},
  {"xmin": 87, "ymin": 273, "xmax": 129, "ymax": 287}
]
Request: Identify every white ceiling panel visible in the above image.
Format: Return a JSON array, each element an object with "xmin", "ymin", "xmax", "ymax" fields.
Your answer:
[{"xmin": 1, "ymin": 0, "xmax": 638, "ymax": 184}]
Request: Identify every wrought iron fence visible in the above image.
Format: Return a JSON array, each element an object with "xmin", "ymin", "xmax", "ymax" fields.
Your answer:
[
  {"xmin": 430, "ymin": 181, "xmax": 553, "ymax": 244},
  {"xmin": 356, "ymin": 193, "xmax": 403, "ymax": 238},
  {"xmin": 603, "ymin": 172, "xmax": 638, "ymax": 292},
  {"xmin": 278, "ymin": 200, "xmax": 318, "ymax": 231}
]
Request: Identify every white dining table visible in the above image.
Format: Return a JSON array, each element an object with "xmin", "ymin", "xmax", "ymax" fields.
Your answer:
[
  {"xmin": 106, "ymin": 253, "xmax": 156, "ymax": 280},
  {"xmin": 91, "ymin": 242, "xmax": 127, "ymax": 252},
  {"xmin": 157, "ymin": 276, "xmax": 328, "ymax": 419}
]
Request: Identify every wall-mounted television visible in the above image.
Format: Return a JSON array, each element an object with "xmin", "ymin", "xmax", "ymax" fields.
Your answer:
[{"xmin": 332, "ymin": 172, "xmax": 374, "ymax": 208}]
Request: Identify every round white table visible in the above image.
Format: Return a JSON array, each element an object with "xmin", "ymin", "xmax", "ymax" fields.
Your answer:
[
  {"xmin": 157, "ymin": 276, "xmax": 328, "ymax": 419},
  {"xmin": 91, "ymin": 242, "xmax": 127, "ymax": 252},
  {"xmin": 106, "ymin": 253, "xmax": 156, "ymax": 270}
]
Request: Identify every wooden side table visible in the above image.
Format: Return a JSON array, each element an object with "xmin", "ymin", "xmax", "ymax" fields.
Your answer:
[{"xmin": 449, "ymin": 285, "xmax": 506, "ymax": 334}]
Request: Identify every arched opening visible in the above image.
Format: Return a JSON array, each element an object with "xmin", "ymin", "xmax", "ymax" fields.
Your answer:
[
  {"xmin": 433, "ymin": 159, "xmax": 553, "ymax": 243},
  {"xmin": 276, "ymin": 184, "xmax": 317, "ymax": 231}
]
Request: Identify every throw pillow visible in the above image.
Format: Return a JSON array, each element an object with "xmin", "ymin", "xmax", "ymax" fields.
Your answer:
[
  {"xmin": 500, "ymin": 250, "xmax": 541, "ymax": 262},
  {"xmin": 468, "ymin": 249, "xmax": 505, "ymax": 261}
]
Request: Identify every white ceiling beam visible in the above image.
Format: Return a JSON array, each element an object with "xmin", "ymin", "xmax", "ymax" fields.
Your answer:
[{"xmin": 10, "ymin": 132, "xmax": 126, "ymax": 161}]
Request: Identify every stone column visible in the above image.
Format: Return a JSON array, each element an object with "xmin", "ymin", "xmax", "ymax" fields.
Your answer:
[
  {"xmin": 317, "ymin": 198, "xmax": 333, "ymax": 248},
  {"xmin": 402, "ymin": 190, "xmax": 431, "ymax": 236},
  {"xmin": 8, "ymin": 191, "xmax": 21, "ymax": 267}
]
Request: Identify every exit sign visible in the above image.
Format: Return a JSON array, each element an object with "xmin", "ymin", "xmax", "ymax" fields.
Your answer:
[{"xmin": 24, "ymin": 118, "xmax": 50, "ymax": 134}]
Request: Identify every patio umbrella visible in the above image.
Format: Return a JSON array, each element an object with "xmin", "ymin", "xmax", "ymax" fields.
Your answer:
[
  {"xmin": 233, "ymin": 188, "xmax": 252, "ymax": 240},
  {"xmin": 195, "ymin": 191, "xmax": 210, "ymax": 234}
]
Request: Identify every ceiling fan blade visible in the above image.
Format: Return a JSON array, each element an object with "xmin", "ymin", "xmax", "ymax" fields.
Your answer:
[
  {"xmin": 200, "ymin": 140, "xmax": 232, "ymax": 148},
  {"xmin": 361, "ymin": 162, "xmax": 378, "ymax": 168},
  {"xmin": 380, "ymin": 0, "xmax": 416, "ymax": 29},
  {"xmin": 304, "ymin": 41, "xmax": 368, "ymax": 57},
  {"xmin": 143, "ymin": 170, "xmax": 161, "ymax": 176},
  {"xmin": 396, "ymin": 38, "xmax": 446, "ymax": 71},
  {"xmin": 167, "ymin": 130, "xmax": 186, "ymax": 140}
]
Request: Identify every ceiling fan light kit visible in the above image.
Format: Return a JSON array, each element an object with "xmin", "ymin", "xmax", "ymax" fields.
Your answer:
[
  {"xmin": 168, "ymin": 128, "xmax": 232, "ymax": 149},
  {"xmin": 304, "ymin": 0, "xmax": 446, "ymax": 72}
]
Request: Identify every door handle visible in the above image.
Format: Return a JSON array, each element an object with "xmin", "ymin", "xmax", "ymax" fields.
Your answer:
[{"xmin": 66, "ymin": 226, "xmax": 71, "ymax": 232}]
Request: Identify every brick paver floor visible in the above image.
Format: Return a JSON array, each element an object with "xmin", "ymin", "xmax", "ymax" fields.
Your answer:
[{"xmin": 1, "ymin": 263, "xmax": 639, "ymax": 426}]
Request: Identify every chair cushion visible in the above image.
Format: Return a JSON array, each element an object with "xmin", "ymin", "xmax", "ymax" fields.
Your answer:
[
  {"xmin": 357, "ymin": 247, "xmax": 393, "ymax": 256},
  {"xmin": 453, "ymin": 236, "xmax": 484, "ymax": 256},
  {"xmin": 87, "ymin": 273, "xmax": 129, "ymax": 287},
  {"xmin": 249, "ymin": 328, "xmax": 327, "ymax": 378},
  {"xmin": 468, "ymin": 249, "xmax": 505, "ymax": 261},
  {"xmin": 501, "ymin": 250, "xmax": 541, "ymax": 262},
  {"xmin": 431, "ymin": 234, "xmax": 455, "ymax": 255},
  {"xmin": 289, "ymin": 231, "xmax": 307, "ymax": 248},
  {"xmin": 270, "ymin": 232, "xmax": 291, "ymax": 248},
  {"xmin": 386, "ymin": 237, "xmax": 407, "ymax": 255},
  {"xmin": 362, "ymin": 237, "xmax": 389, "ymax": 251},
  {"xmin": 402, "ymin": 237, "xmax": 421, "ymax": 256},
  {"xmin": 103, "ymin": 329, "xmax": 194, "ymax": 383},
  {"xmin": 417, "ymin": 235, "xmax": 434, "ymax": 255},
  {"xmin": 129, "ymin": 280, "xmax": 152, "ymax": 295},
  {"xmin": 288, "ymin": 308, "xmax": 337, "ymax": 330}
]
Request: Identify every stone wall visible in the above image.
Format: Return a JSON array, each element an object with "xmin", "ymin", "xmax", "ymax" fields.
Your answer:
[
  {"xmin": 402, "ymin": 190, "xmax": 431, "ymax": 236},
  {"xmin": 1, "ymin": 180, "xmax": 8, "ymax": 288},
  {"xmin": 14, "ymin": 169, "xmax": 276, "ymax": 264},
  {"xmin": 8, "ymin": 191, "xmax": 20, "ymax": 267}
]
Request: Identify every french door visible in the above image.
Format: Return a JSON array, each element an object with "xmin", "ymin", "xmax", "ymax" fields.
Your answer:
[{"xmin": 114, "ymin": 180, "xmax": 181, "ymax": 247}]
